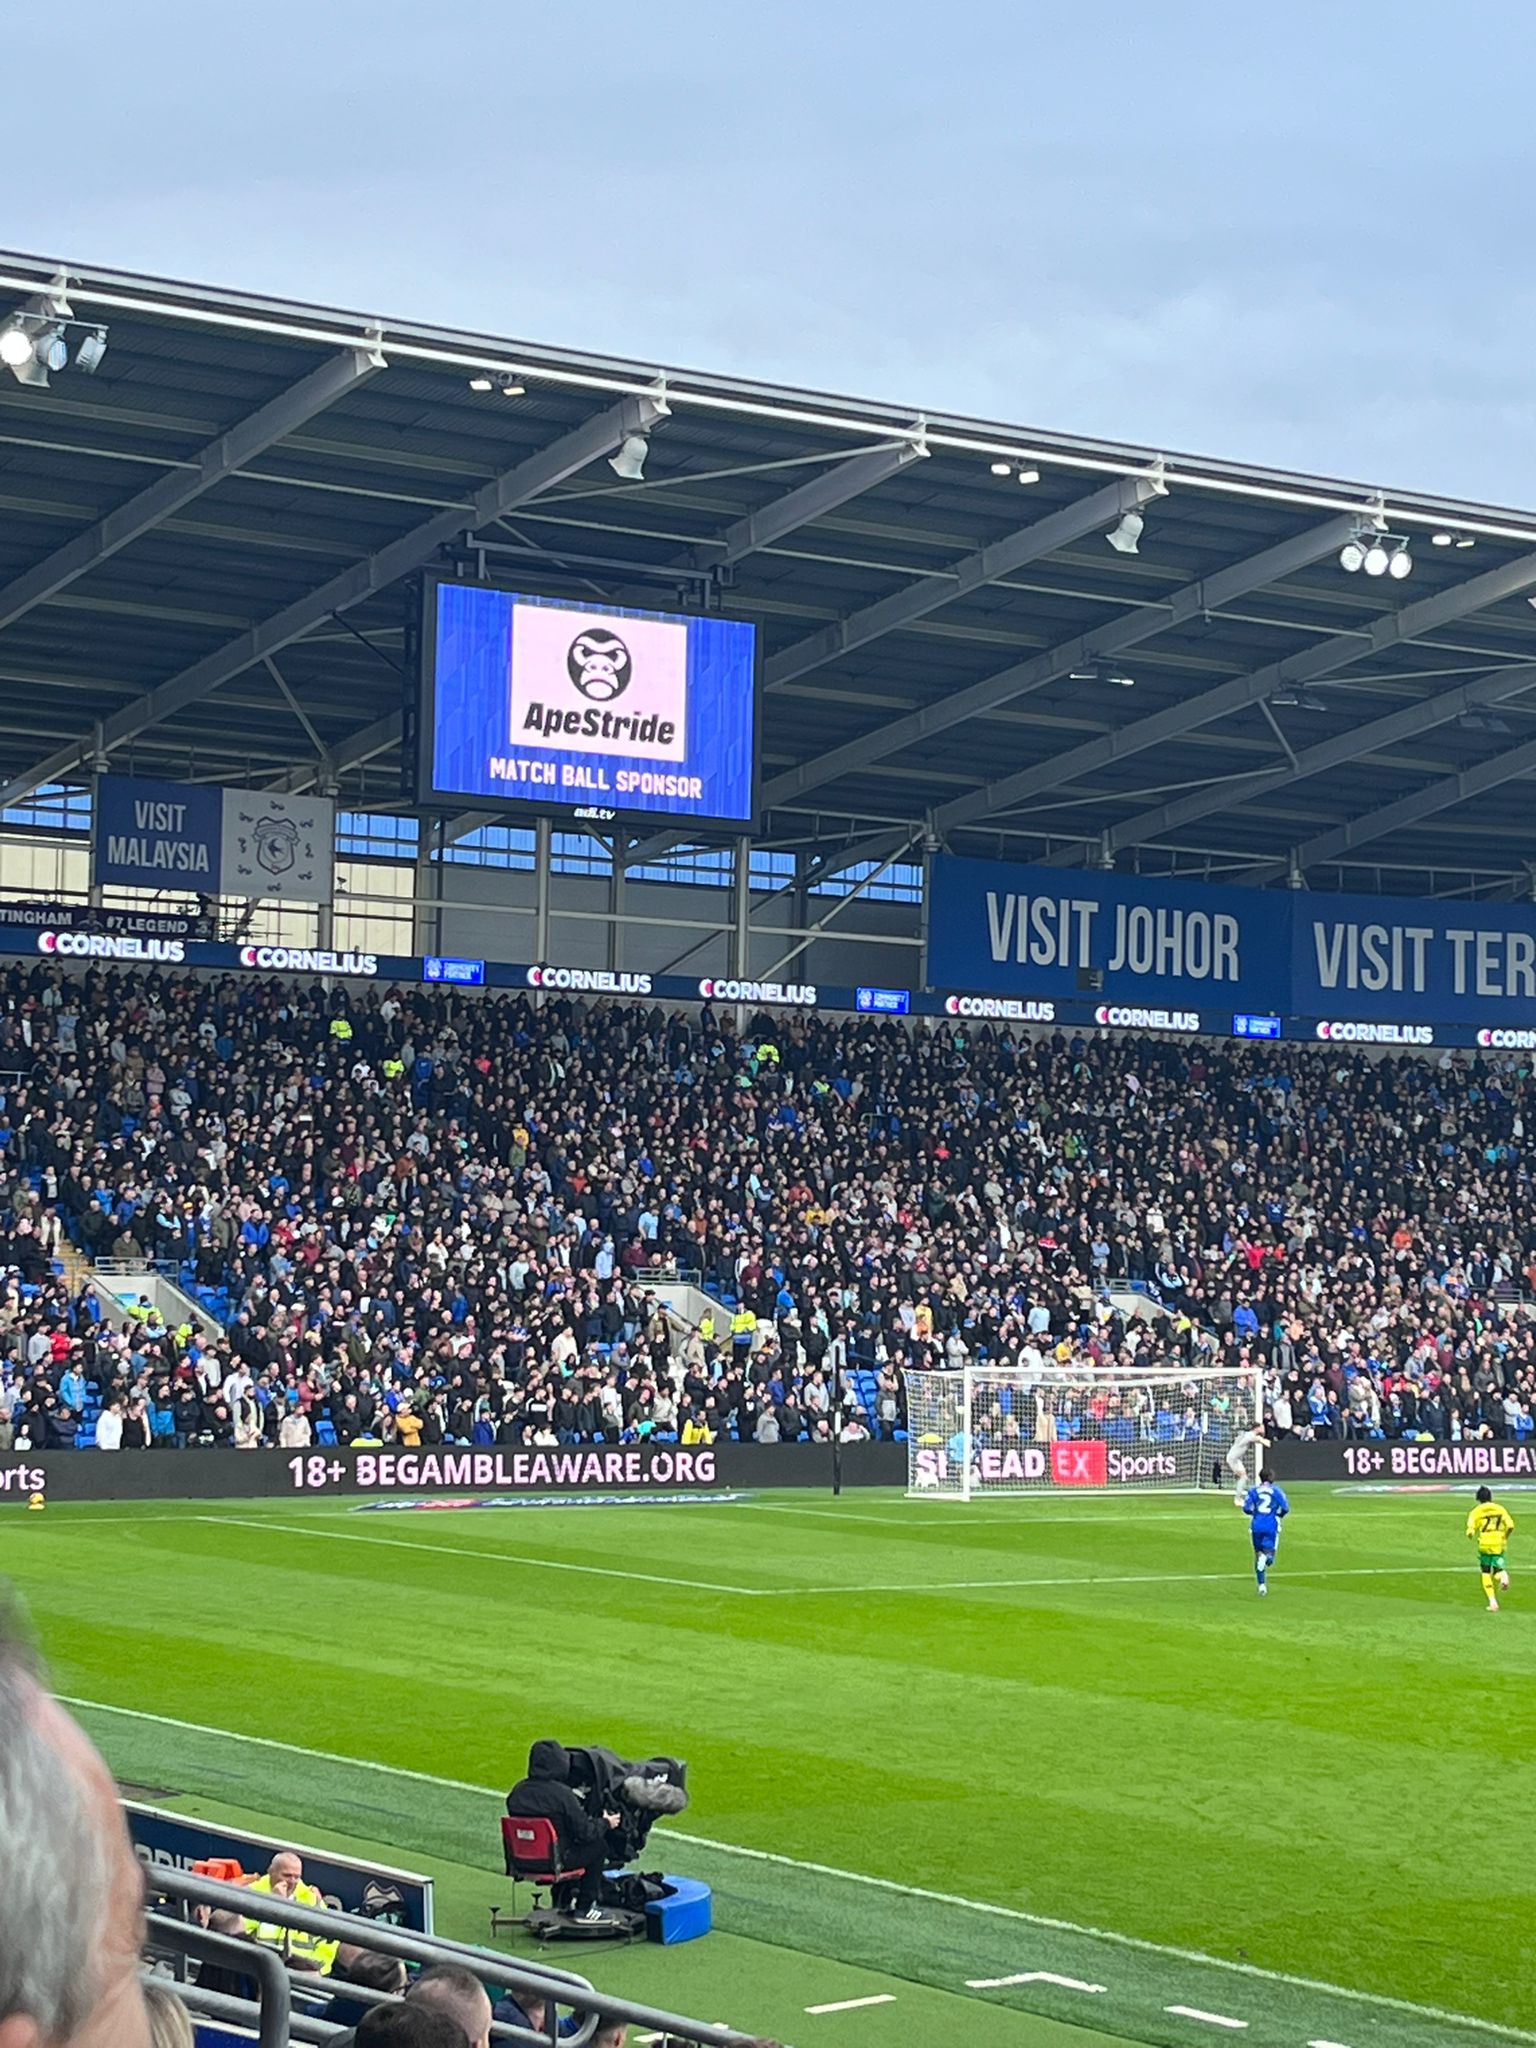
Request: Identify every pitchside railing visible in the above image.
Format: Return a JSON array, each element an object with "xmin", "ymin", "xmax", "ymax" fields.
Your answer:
[{"xmin": 146, "ymin": 1865, "xmax": 755, "ymax": 2047}]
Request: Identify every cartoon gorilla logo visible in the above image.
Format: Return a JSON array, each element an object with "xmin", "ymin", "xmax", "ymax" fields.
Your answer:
[{"xmin": 567, "ymin": 628, "xmax": 633, "ymax": 703}]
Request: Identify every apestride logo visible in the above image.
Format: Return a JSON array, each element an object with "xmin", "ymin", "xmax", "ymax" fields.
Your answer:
[
  {"xmin": 511, "ymin": 603, "xmax": 688, "ymax": 763},
  {"xmin": 567, "ymin": 628, "xmax": 632, "ymax": 703}
]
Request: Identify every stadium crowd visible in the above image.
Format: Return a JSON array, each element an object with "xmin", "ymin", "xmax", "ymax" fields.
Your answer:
[{"xmin": 0, "ymin": 959, "xmax": 1533, "ymax": 1453}]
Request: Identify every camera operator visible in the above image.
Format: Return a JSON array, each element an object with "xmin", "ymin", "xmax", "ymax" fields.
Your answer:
[{"xmin": 504, "ymin": 1741, "xmax": 620, "ymax": 1924}]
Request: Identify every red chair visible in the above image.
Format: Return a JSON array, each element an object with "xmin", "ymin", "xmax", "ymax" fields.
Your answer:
[{"xmin": 490, "ymin": 1815, "xmax": 589, "ymax": 1934}]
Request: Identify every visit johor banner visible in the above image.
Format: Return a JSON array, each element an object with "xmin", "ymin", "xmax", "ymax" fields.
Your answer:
[
  {"xmin": 927, "ymin": 855, "xmax": 1290, "ymax": 1013},
  {"xmin": 930, "ymin": 856, "xmax": 1536, "ymax": 1031}
]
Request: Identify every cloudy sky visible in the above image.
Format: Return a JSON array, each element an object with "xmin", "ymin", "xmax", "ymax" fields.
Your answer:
[{"xmin": 8, "ymin": 3, "xmax": 1534, "ymax": 505}]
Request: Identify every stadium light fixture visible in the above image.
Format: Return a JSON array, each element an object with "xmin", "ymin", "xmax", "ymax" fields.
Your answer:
[
  {"xmin": 1340, "ymin": 523, "xmax": 1410, "ymax": 578},
  {"xmin": 498, "ymin": 375, "xmax": 526, "ymax": 398},
  {"xmin": 1105, "ymin": 508, "xmax": 1145, "ymax": 554},
  {"xmin": 73, "ymin": 327, "xmax": 107, "ymax": 373},
  {"xmin": 1, "ymin": 285, "xmax": 105, "ymax": 385},
  {"xmin": 609, "ymin": 431, "xmax": 653, "ymax": 482},
  {"xmin": 467, "ymin": 374, "xmax": 494, "ymax": 392},
  {"xmin": 1068, "ymin": 663, "xmax": 1136, "ymax": 687},
  {"xmin": 1016, "ymin": 465, "xmax": 1041, "ymax": 485},
  {"xmin": 989, "ymin": 460, "xmax": 1012, "ymax": 476},
  {"xmin": 34, "ymin": 324, "xmax": 69, "ymax": 374}
]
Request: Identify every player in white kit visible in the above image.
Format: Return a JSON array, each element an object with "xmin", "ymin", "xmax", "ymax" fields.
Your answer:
[{"xmin": 1226, "ymin": 1424, "xmax": 1268, "ymax": 1506}]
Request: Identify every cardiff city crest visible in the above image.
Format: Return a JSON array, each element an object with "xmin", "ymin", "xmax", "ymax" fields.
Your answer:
[{"xmin": 252, "ymin": 814, "xmax": 301, "ymax": 877}]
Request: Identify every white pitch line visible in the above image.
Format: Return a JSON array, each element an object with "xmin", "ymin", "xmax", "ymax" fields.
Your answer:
[
  {"xmin": 757, "ymin": 1563, "xmax": 1470, "ymax": 1597},
  {"xmin": 738, "ymin": 1502, "xmax": 1242, "ymax": 1529},
  {"xmin": 1309, "ymin": 2039, "xmax": 1355, "ymax": 2047},
  {"xmin": 194, "ymin": 1516, "xmax": 767, "ymax": 1598},
  {"xmin": 967, "ymin": 1972, "xmax": 1106, "ymax": 1992},
  {"xmin": 805, "ymin": 1996, "xmax": 896, "ymax": 2015},
  {"xmin": 56, "ymin": 1695, "xmax": 1536, "ymax": 2046},
  {"xmin": 1166, "ymin": 2006, "xmax": 1248, "ymax": 2029}
]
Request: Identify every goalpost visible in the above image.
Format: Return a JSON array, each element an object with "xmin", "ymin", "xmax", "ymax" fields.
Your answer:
[{"xmin": 903, "ymin": 1364, "xmax": 1264, "ymax": 1498}]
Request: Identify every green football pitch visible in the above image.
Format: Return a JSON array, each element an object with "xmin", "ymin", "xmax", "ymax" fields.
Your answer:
[{"xmin": 3, "ymin": 1483, "xmax": 1533, "ymax": 2048}]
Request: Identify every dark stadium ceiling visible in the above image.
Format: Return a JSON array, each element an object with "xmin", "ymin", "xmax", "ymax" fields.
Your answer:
[{"xmin": 4, "ymin": 251, "xmax": 1536, "ymax": 898}]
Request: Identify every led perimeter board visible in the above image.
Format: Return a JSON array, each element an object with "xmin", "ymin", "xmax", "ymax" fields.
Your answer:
[{"xmin": 417, "ymin": 579, "xmax": 758, "ymax": 831}]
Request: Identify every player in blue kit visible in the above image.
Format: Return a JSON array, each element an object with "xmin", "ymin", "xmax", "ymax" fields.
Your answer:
[{"xmin": 1241, "ymin": 1467, "xmax": 1289, "ymax": 1595}]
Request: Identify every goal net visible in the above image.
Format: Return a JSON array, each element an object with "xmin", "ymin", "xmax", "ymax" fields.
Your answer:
[{"xmin": 904, "ymin": 1365, "xmax": 1263, "ymax": 1497}]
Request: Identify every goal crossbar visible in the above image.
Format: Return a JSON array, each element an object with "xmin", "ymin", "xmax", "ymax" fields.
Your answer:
[{"xmin": 904, "ymin": 1364, "xmax": 1263, "ymax": 1499}]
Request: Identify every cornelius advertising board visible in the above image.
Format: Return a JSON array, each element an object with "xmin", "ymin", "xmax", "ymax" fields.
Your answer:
[{"xmin": 417, "ymin": 579, "xmax": 758, "ymax": 831}]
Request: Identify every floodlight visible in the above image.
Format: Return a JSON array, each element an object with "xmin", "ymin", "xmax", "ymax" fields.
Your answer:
[
  {"xmin": 608, "ymin": 432, "xmax": 651, "ymax": 482},
  {"xmin": 1339, "ymin": 540, "xmax": 1365, "ymax": 573},
  {"xmin": 1362, "ymin": 542, "xmax": 1390, "ymax": 576},
  {"xmin": 1387, "ymin": 544, "xmax": 1413, "ymax": 580},
  {"xmin": 1016, "ymin": 466, "xmax": 1041, "ymax": 484},
  {"xmin": 498, "ymin": 376, "xmax": 526, "ymax": 397},
  {"xmin": 1105, "ymin": 509, "xmax": 1144, "ymax": 555},
  {"xmin": 0, "ymin": 324, "xmax": 33, "ymax": 368},
  {"xmin": 74, "ymin": 328, "xmax": 107, "ymax": 373},
  {"xmin": 467, "ymin": 374, "xmax": 494, "ymax": 392},
  {"xmin": 34, "ymin": 325, "xmax": 69, "ymax": 373},
  {"xmin": 989, "ymin": 460, "xmax": 1011, "ymax": 476}
]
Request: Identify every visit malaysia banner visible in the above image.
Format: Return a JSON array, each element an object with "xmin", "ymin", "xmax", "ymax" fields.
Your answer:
[
  {"xmin": 93, "ymin": 776, "xmax": 335, "ymax": 904},
  {"xmin": 931, "ymin": 856, "xmax": 1536, "ymax": 1031}
]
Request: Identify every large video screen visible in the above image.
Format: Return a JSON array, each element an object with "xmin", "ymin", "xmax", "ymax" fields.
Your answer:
[{"xmin": 418, "ymin": 581, "xmax": 758, "ymax": 830}]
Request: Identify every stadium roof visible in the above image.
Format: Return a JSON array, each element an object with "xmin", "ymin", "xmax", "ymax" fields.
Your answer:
[{"xmin": 4, "ymin": 247, "xmax": 1536, "ymax": 897}]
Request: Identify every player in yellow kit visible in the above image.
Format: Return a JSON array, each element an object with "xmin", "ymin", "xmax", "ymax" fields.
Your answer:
[{"xmin": 1466, "ymin": 1485, "xmax": 1514, "ymax": 1612}]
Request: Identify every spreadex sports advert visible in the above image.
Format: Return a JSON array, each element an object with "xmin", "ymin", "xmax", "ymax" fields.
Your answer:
[
  {"xmin": 419, "ymin": 581, "xmax": 757, "ymax": 828},
  {"xmin": 912, "ymin": 1443, "xmax": 1182, "ymax": 1487}
]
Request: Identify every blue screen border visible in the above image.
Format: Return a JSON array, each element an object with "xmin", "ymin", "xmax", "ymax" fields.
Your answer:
[{"xmin": 413, "ymin": 573, "xmax": 761, "ymax": 835}]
